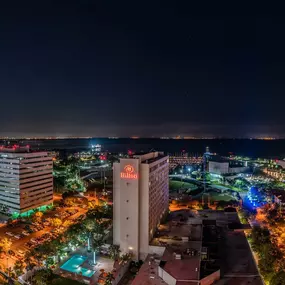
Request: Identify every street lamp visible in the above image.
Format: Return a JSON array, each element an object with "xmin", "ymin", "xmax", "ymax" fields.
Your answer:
[
  {"xmin": 93, "ymin": 251, "xmax": 96, "ymax": 265},
  {"xmin": 188, "ymin": 168, "xmax": 191, "ymax": 176}
]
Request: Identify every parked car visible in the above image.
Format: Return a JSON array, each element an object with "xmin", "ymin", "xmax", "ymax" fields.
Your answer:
[
  {"xmin": 17, "ymin": 250, "xmax": 25, "ymax": 257},
  {"xmin": 14, "ymin": 235, "xmax": 21, "ymax": 240},
  {"xmin": 8, "ymin": 250, "xmax": 15, "ymax": 256},
  {"xmin": 30, "ymin": 238, "xmax": 37, "ymax": 244},
  {"xmin": 5, "ymin": 232, "xmax": 13, "ymax": 237}
]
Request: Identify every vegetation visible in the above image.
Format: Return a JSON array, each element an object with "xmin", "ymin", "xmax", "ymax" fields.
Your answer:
[
  {"xmin": 108, "ymin": 245, "xmax": 121, "ymax": 260},
  {"xmin": 169, "ymin": 180, "xmax": 198, "ymax": 192},
  {"xmin": 25, "ymin": 207, "xmax": 112, "ymax": 269},
  {"xmin": 249, "ymin": 226, "xmax": 284, "ymax": 283},
  {"xmin": 270, "ymin": 270, "xmax": 285, "ymax": 285},
  {"xmin": 53, "ymin": 161, "xmax": 85, "ymax": 193},
  {"xmin": 238, "ymin": 208, "xmax": 251, "ymax": 224},
  {"xmin": 33, "ymin": 211, "xmax": 44, "ymax": 223},
  {"xmin": 31, "ymin": 269, "xmax": 82, "ymax": 285},
  {"xmin": 0, "ymin": 238, "xmax": 12, "ymax": 254},
  {"xmin": 13, "ymin": 260, "xmax": 24, "ymax": 276}
]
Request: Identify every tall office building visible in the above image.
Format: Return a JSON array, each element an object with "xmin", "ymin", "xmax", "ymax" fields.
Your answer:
[
  {"xmin": 0, "ymin": 146, "xmax": 53, "ymax": 214},
  {"xmin": 113, "ymin": 152, "xmax": 169, "ymax": 260}
]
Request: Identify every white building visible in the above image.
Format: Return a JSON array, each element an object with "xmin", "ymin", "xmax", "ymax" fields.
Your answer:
[
  {"xmin": 209, "ymin": 161, "xmax": 229, "ymax": 175},
  {"xmin": 209, "ymin": 160, "xmax": 247, "ymax": 175},
  {"xmin": 0, "ymin": 146, "xmax": 53, "ymax": 214},
  {"xmin": 113, "ymin": 152, "xmax": 169, "ymax": 260},
  {"xmin": 277, "ymin": 160, "xmax": 285, "ymax": 169}
]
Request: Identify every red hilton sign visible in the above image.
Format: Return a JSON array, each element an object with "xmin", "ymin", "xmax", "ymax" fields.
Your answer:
[{"xmin": 120, "ymin": 164, "xmax": 138, "ymax": 179}]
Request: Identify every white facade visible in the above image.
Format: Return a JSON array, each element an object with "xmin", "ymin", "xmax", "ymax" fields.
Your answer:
[
  {"xmin": 209, "ymin": 161, "xmax": 247, "ymax": 175},
  {"xmin": 277, "ymin": 160, "xmax": 285, "ymax": 169},
  {"xmin": 113, "ymin": 152, "xmax": 169, "ymax": 260},
  {"xmin": 208, "ymin": 161, "xmax": 229, "ymax": 175},
  {"xmin": 0, "ymin": 150, "xmax": 53, "ymax": 214}
]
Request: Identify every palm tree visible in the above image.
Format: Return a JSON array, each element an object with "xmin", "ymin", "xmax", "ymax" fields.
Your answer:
[
  {"xmin": 51, "ymin": 218, "xmax": 62, "ymax": 227},
  {"xmin": 90, "ymin": 221, "xmax": 105, "ymax": 264},
  {"xmin": 33, "ymin": 211, "xmax": 43, "ymax": 223},
  {"xmin": 83, "ymin": 219, "xmax": 96, "ymax": 251},
  {"xmin": 0, "ymin": 238, "xmax": 12, "ymax": 255},
  {"xmin": 108, "ymin": 245, "xmax": 121, "ymax": 261},
  {"xmin": 13, "ymin": 260, "xmax": 24, "ymax": 276},
  {"xmin": 104, "ymin": 272, "xmax": 114, "ymax": 285},
  {"xmin": 32, "ymin": 269, "xmax": 52, "ymax": 285}
]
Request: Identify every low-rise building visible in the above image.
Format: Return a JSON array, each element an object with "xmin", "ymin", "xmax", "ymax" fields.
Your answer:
[
  {"xmin": 208, "ymin": 157, "xmax": 247, "ymax": 175},
  {"xmin": 169, "ymin": 154, "xmax": 203, "ymax": 169},
  {"xmin": 264, "ymin": 167, "xmax": 285, "ymax": 181},
  {"xmin": 132, "ymin": 210, "xmax": 221, "ymax": 285}
]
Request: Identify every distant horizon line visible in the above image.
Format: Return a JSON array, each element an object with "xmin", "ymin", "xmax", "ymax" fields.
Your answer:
[{"xmin": 0, "ymin": 136, "xmax": 282, "ymax": 140}]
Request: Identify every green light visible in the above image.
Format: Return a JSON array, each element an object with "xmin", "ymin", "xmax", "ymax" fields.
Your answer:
[{"xmin": 12, "ymin": 204, "xmax": 53, "ymax": 220}]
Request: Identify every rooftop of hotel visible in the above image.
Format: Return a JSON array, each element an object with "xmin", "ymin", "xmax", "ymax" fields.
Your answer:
[
  {"xmin": 0, "ymin": 144, "xmax": 30, "ymax": 153},
  {"xmin": 131, "ymin": 151, "xmax": 167, "ymax": 164}
]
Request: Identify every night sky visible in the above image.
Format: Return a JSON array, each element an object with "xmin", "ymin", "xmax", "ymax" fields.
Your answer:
[{"xmin": 0, "ymin": 2, "xmax": 284, "ymax": 138}]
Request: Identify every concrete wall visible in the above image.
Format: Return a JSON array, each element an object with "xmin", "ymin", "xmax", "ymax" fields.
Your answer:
[
  {"xmin": 113, "ymin": 260, "xmax": 131, "ymax": 285},
  {"xmin": 113, "ymin": 159, "xmax": 140, "ymax": 259},
  {"xmin": 119, "ymin": 159, "xmax": 140, "ymax": 259},
  {"xmin": 158, "ymin": 267, "xmax": 176, "ymax": 285},
  {"xmin": 139, "ymin": 163, "xmax": 150, "ymax": 260},
  {"xmin": 113, "ymin": 163, "xmax": 120, "ymax": 246},
  {"xmin": 149, "ymin": 245, "xmax": 166, "ymax": 257}
]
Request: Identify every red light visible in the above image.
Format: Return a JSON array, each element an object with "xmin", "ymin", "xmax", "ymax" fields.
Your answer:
[
  {"xmin": 120, "ymin": 164, "xmax": 138, "ymax": 179},
  {"xmin": 128, "ymin": 150, "xmax": 133, "ymax": 156},
  {"xmin": 99, "ymin": 155, "xmax": 106, "ymax": 160}
]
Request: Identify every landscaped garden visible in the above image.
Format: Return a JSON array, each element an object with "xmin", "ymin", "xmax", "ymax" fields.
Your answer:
[{"xmin": 169, "ymin": 180, "xmax": 198, "ymax": 192}]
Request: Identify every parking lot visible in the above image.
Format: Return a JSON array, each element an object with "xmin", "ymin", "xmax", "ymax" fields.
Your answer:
[{"xmin": 0, "ymin": 206, "xmax": 87, "ymax": 269}]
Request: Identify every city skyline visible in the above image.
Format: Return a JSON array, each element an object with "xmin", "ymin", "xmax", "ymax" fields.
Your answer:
[{"xmin": 0, "ymin": 2, "xmax": 285, "ymax": 137}]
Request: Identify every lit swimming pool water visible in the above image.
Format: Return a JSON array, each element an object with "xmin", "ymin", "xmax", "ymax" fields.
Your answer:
[{"xmin": 60, "ymin": 255, "xmax": 95, "ymax": 278}]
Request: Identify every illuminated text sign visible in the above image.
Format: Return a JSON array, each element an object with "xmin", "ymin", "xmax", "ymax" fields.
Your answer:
[{"xmin": 120, "ymin": 164, "xmax": 138, "ymax": 179}]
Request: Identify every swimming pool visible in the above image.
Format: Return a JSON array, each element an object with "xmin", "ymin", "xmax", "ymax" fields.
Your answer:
[{"xmin": 60, "ymin": 255, "xmax": 95, "ymax": 278}]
